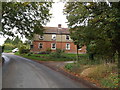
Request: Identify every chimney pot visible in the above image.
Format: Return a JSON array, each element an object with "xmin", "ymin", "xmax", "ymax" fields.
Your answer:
[{"xmin": 58, "ymin": 24, "xmax": 62, "ymax": 28}]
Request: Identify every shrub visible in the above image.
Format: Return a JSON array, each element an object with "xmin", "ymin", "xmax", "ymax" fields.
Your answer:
[
  {"xmin": 50, "ymin": 48, "xmax": 65, "ymax": 58},
  {"xmin": 27, "ymin": 52, "xmax": 33, "ymax": 56},
  {"xmin": 19, "ymin": 45, "xmax": 30, "ymax": 54},
  {"xmin": 4, "ymin": 43, "xmax": 16, "ymax": 50},
  {"xmin": 65, "ymin": 63, "xmax": 73, "ymax": 70},
  {"xmin": 38, "ymin": 51, "xmax": 49, "ymax": 54},
  {"xmin": 46, "ymin": 48, "xmax": 52, "ymax": 54}
]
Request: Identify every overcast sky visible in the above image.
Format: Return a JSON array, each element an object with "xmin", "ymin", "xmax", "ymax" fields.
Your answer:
[{"xmin": 0, "ymin": 2, "xmax": 68, "ymax": 45}]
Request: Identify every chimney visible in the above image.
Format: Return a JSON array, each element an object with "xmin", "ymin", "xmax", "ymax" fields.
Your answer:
[{"xmin": 58, "ymin": 24, "xmax": 62, "ymax": 29}]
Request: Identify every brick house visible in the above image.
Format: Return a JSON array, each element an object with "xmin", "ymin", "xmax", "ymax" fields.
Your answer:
[{"xmin": 31, "ymin": 24, "xmax": 86, "ymax": 54}]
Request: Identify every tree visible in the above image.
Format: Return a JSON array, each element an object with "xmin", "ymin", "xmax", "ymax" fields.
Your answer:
[
  {"xmin": 12, "ymin": 36, "xmax": 22, "ymax": 44},
  {"xmin": 69, "ymin": 26, "xmax": 86, "ymax": 61},
  {"xmin": 4, "ymin": 37, "xmax": 13, "ymax": 44},
  {"xmin": 1, "ymin": 2, "xmax": 52, "ymax": 39},
  {"xmin": 64, "ymin": 2, "xmax": 120, "ymax": 63}
]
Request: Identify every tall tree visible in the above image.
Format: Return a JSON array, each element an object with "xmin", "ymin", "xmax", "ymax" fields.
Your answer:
[
  {"xmin": 64, "ymin": 2, "xmax": 120, "ymax": 63},
  {"xmin": 4, "ymin": 37, "xmax": 13, "ymax": 44},
  {"xmin": 1, "ymin": 2, "xmax": 52, "ymax": 38},
  {"xmin": 12, "ymin": 36, "xmax": 22, "ymax": 44}
]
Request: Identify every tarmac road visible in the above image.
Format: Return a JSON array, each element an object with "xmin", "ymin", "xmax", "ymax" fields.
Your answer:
[{"xmin": 2, "ymin": 53, "xmax": 88, "ymax": 88}]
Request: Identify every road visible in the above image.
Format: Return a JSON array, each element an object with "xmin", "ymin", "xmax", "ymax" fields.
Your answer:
[{"xmin": 2, "ymin": 53, "xmax": 88, "ymax": 88}]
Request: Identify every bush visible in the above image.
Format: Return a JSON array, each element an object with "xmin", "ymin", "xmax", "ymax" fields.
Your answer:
[
  {"xmin": 65, "ymin": 63, "xmax": 73, "ymax": 70},
  {"xmin": 27, "ymin": 52, "xmax": 33, "ymax": 56},
  {"xmin": 46, "ymin": 48, "xmax": 52, "ymax": 54},
  {"xmin": 38, "ymin": 51, "xmax": 49, "ymax": 54},
  {"xmin": 4, "ymin": 43, "xmax": 16, "ymax": 50},
  {"xmin": 50, "ymin": 48, "xmax": 65, "ymax": 58},
  {"xmin": 19, "ymin": 45, "xmax": 30, "ymax": 54}
]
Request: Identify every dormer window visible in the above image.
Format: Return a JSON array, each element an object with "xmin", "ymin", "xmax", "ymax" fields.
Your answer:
[
  {"xmin": 39, "ymin": 35, "xmax": 44, "ymax": 40},
  {"xmin": 66, "ymin": 35, "xmax": 70, "ymax": 40},
  {"xmin": 52, "ymin": 34, "xmax": 56, "ymax": 40}
]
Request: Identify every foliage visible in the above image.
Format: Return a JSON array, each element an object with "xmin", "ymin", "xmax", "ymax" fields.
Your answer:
[
  {"xmin": 3, "ymin": 50, "xmax": 12, "ymax": 53},
  {"xmin": 38, "ymin": 51, "xmax": 50, "ymax": 54},
  {"xmin": 64, "ymin": 2, "xmax": 120, "ymax": 63},
  {"xmin": 3, "ymin": 43, "xmax": 16, "ymax": 50},
  {"xmin": 1, "ymin": 2, "xmax": 52, "ymax": 38},
  {"xmin": 46, "ymin": 48, "xmax": 52, "ymax": 54},
  {"xmin": 64, "ymin": 63, "xmax": 73, "ymax": 70},
  {"xmin": 100, "ymin": 73, "xmax": 118, "ymax": 88},
  {"xmin": 19, "ymin": 45, "xmax": 30, "ymax": 54},
  {"xmin": 87, "ymin": 64, "xmax": 117, "ymax": 80},
  {"xmin": 12, "ymin": 36, "xmax": 22, "ymax": 45},
  {"xmin": 3, "ymin": 36, "xmax": 23, "ymax": 52},
  {"xmin": 50, "ymin": 49, "xmax": 65, "ymax": 58},
  {"xmin": 4, "ymin": 37, "xmax": 12, "ymax": 44}
]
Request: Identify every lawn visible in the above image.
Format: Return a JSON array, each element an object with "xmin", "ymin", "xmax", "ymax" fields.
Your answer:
[
  {"xmin": 15, "ymin": 52, "xmax": 84, "ymax": 61},
  {"xmin": 3, "ymin": 50, "xmax": 12, "ymax": 53}
]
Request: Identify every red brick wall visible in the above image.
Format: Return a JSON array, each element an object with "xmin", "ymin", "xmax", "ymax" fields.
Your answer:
[{"xmin": 31, "ymin": 40, "xmax": 86, "ymax": 54}]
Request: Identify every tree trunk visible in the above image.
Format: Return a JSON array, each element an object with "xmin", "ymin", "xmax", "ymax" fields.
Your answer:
[
  {"xmin": 118, "ymin": 51, "xmax": 120, "ymax": 70},
  {"xmin": 89, "ymin": 53, "xmax": 94, "ymax": 60},
  {"xmin": 117, "ymin": 50, "xmax": 120, "ymax": 90},
  {"xmin": 76, "ymin": 45, "xmax": 79, "ymax": 63}
]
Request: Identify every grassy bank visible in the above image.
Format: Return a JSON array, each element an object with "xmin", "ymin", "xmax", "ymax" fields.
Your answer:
[{"xmin": 64, "ymin": 62, "xmax": 118, "ymax": 88}]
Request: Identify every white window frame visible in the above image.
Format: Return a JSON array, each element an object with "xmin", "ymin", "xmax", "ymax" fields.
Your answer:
[
  {"xmin": 38, "ymin": 43, "xmax": 43, "ymax": 49},
  {"xmin": 51, "ymin": 43, "xmax": 56, "ymax": 50},
  {"xmin": 39, "ymin": 35, "xmax": 44, "ymax": 40},
  {"xmin": 66, "ymin": 35, "xmax": 70, "ymax": 40},
  {"xmin": 52, "ymin": 34, "xmax": 56, "ymax": 40},
  {"xmin": 66, "ymin": 43, "xmax": 70, "ymax": 50}
]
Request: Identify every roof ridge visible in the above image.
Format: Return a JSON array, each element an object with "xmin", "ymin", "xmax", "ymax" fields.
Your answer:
[{"xmin": 44, "ymin": 26, "xmax": 68, "ymax": 29}]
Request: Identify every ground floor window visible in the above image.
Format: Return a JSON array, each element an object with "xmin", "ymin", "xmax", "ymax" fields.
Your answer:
[
  {"xmin": 30, "ymin": 45, "xmax": 34, "ymax": 49},
  {"xmin": 39, "ymin": 43, "xmax": 43, "ymax": 49},
  {"xmin": 66, "ymin": 43, "xmax": 70, "ymax": 50},
  {"xmin": 51, "ymin": 43, "xmax": 56, "ymax": 50}
]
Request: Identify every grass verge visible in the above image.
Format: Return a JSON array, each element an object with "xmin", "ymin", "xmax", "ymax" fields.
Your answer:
[
  {"xmin": 64, "ymin": 63, "xmax": 118, "ymax": 88},
  {"xmin": 15, "ymin": 52, "xmax": 86, "ymax": 61}
]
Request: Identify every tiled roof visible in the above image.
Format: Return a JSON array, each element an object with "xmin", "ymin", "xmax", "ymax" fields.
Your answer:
[{"xmin": 44, "ymin": 27, "xmax": 70, "ymax": 34}]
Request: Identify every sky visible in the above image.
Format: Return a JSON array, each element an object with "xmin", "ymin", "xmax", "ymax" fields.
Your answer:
[
  {"xmin": 0, "ymin": 2, "xmax": 68, "ymax": 45},
  {"xmin": 45, "ymin": 2, "xmax": 68, "ymax": 28}
]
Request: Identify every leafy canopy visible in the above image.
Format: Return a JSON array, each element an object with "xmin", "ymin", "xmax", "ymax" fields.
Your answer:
[
  {"xmin": 1, "ymin": 2, "xmax": 52, "ymax": 39},
  {"xmin": 64, "ymin": 2, "xmax": 120, "ymax": 61}
]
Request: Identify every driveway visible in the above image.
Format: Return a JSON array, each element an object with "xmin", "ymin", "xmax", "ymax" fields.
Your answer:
[{"xmin": 2, "ymin": 53, "xmax": 88, "ymax": 88}]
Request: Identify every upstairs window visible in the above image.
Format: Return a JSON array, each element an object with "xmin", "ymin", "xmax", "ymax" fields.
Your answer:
[
  {"xmin": 39, "ymin": 43, "xmax": 43, "ymax": 49},
  {"xmin": 66, "ymin": 43, "xmax": 70, "ymax": 50},
  {"xmin": 51, "ymin": 43, "xmax": 56, "ymax": 50},
  {"xmin": 52, "ymin": 34, "xmax": 56, "ymax": 40},
  {"xmin": 66, "ymin": 35, "xmax": 70, "ymax": 40},
  {"xmin": 39, "ymin": 35, "xmax": 44, "ymax": 40}
]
